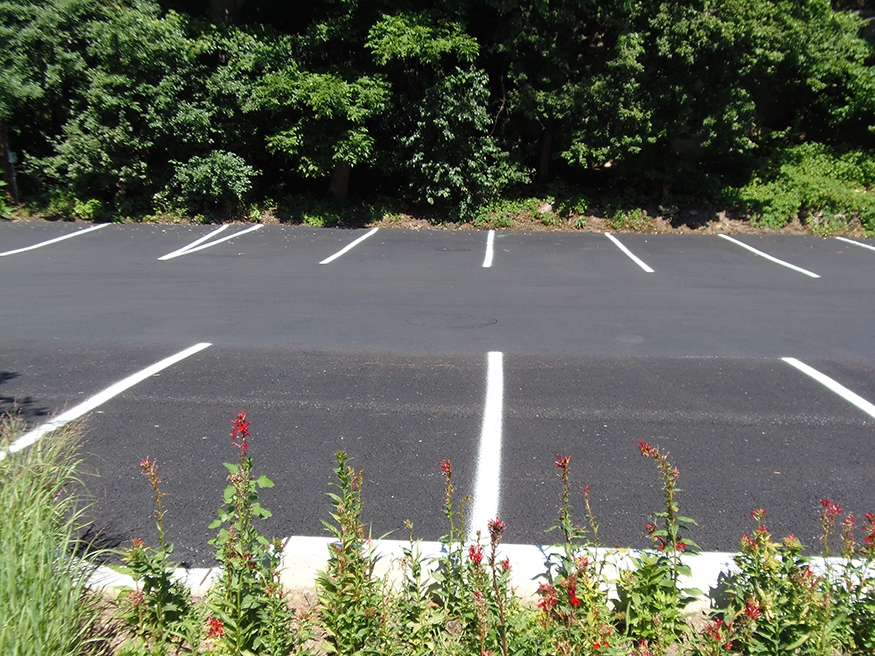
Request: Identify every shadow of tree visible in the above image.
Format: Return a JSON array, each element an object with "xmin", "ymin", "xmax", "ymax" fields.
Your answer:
[{"xmin": 0, "ymin": 370, "xmax": 50, "ymax": 424}]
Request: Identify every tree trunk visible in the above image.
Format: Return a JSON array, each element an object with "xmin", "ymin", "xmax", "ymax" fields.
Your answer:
[
  {"xmin": 537, "ymin": 129, "xmax": 553, "ymax": 184},
  {"xmin": 329, "ymin": 161, "xmax": 351, "ymax": 199},
  {"xmin": 209, "ymin": 0, "xmax": 244, "ymax": 24},
  {"xmin": 0, "ymin": 119, "xmax": 18, "ymax": 204}
]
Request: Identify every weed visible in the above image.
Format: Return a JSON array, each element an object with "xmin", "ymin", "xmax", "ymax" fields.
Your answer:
[
  {"xmin": 610, "ymin": 208, "xmax": 651, "ymax": 231},
  {"xmin": 617, "ymin": 442, "xmax": 700, "ymax": 654},
  {"xmin": 316, "ymin": 451, "xmax": 385, "ymax": 654},
  {"xmin": 117, "ymin": 458, "xmax": 201, "ymax": 655},
  {"xmin": 207, "ymin": 411, "xmax": 313, "ymax": 655},
  {"xmin": 0, "ymin": 415, "xmax": 104, "ymax": 656}
]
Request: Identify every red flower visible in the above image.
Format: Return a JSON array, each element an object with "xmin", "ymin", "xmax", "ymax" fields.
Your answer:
[
  {"xmin": 677, "ymin": 542, "xmax": 686, "ymax": 551},
  {"xmin": 468, "ymin": 544, "xmax": 483, "ymax": 565},
  {"xmin": 441, "ymin": 459, "xmax": 452, "ymax": 474},
  {"xmin": 488, "ymin": 517, "xmax": 505, "ymax": 545},
  {"xmin": 638, "ymin": 441, "xmax": 657, "ymax": 458},
  {"xmin": 501, "ymin": 557, "xmax": 511, "ymax": 572},
  {"xmin": 231, "ymin": 411, "xmax": 251, "ymax": 451},
  {"xmin": 231, "ymin": 411, "xmax": 251, "ymax": 438},
  {"xmin": 207, "ymin": 616, "xmax": 225, "ymax": 638},
  {"xmin": 555, "ymin": 454, "xmax": 571, "ymax": 470},
  {"xmin": 744, "ymin": 597, "xmax": 762, "ymax": 620},
  {"xmin": 820, "ymin": 498, "xmax": 842, "ymax": 520}
]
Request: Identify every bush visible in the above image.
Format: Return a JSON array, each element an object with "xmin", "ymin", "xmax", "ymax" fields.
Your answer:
[
  {"xmin": 731, "ymin": 143, "xmax": 875, "ymax": 230},
  {"xmin": 158, "ymin": 151, "xmax": 258, "ymax": 216}
]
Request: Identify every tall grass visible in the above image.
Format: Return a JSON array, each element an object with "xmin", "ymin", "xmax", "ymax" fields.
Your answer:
[{"xmin": 0, "ymin": 415, "xmax": 104, "ymax": 656}]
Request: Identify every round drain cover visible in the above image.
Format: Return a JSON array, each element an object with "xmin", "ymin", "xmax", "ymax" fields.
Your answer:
[{"xmin": 406, "ymin": 314, "xmax": 497, "ymax": 328}]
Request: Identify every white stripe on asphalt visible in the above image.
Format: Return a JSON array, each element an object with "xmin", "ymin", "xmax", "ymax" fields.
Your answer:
[
  {"xmin": 836, "ymin": 236, "xmax": 875, "ymax": 253},
  {"xmin": 783, "ymin": 357, "xmax": 875, "ymax": 420},
  {"xmin": 482, "ymin": 230, "xmax": 495, "ymax": 268},
  {"xmin": 159, "ymin": 225, "xmax": 262, "ymax": 260},
  {"xmin": 1, "ymin": 343, "xmax": 212, "ymax": 459},
  {"xmin": 604, "ymin": 232, "xmax": 654, "ymax": 273},
  {"xmin": 0, "ymin": 224, "xmax": 109, "ymax": 257},
  {"xmin": 718, "ymin": 235, "xmax": 820, "ymax": 278},
  {"xmin": 469, "ymin": 351, "xmax": 504, "ymax": 541},
  {"xmin": 319, "ymin": 227, "xmax": 379, "ymax": 264}
]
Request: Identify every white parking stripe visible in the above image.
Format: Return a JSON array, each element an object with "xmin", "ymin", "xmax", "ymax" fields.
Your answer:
[
  {"xmin": 604, "ymin": 232, "xmax": 654, "ymax": 272},
  {"xmin": 469, "ymin": 351, "xmax": 504, "ymax": 541},
  {"xmin": 319, "ymin": 227, "xmax": 379, "ymax": 264},
  {"xmin": 718, "ymin": 235, "xmax": 820, "ymax": 278},
  {"xmin": 0, "ymin": 224, "xmax": 108, "ymax": 257},
  {"xmin": 783, "ymin": 357, "xmax": 875, "ymax": 420},
  {"xmin": 159, "ymin": 225, "xmax": 262, "ymax": 260},
  {"xmin": 1, "ymin": 343, "xmax": 212, "ymax": 459},
  {"xmin": 482, "ymin": 230, "xmax": 495, "ymax": 268},
  {"xmin": 836, "ymin": 236, "xmax": 875, "ymax": 253}
]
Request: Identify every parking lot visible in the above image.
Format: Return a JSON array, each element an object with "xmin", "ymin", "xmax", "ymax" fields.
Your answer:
[{"xmin": 2, "ymin": 222, "xmax": 874, "ymax": 566}]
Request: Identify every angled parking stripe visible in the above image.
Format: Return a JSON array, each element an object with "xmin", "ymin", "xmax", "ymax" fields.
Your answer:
[
  {"xmin": 0, "ymin": 224, "xmax": 109, "ymax": 257},
  {"xmin": 836, "ymin": 236, "xmax": 875, "ymax": 253},
  {"xmin": 718, "ymin": 235, "xmax": 820, "ymax": 278},
  {"xmin": 158, "ymin": 225, "xmax": 262, "ymax": 260},
  {"xmin": 1, "ymin": 342, "xmax": 212, "ymax": 459},
  {"xmin": 604, "ymin": 232, "xmax": 654, "ymax": 272},
  {"xmin": 783, "ymin": 357, "xmax": 875, "ymax": 419},
  {"xmin": 319, "ymin": 227, "xmax": 379, "ymax": 264}
]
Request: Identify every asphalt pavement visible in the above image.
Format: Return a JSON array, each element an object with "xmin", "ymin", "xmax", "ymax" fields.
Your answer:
[{"xmin": 2, "ymin": 222, "xmax": 874, "ymax": 566}]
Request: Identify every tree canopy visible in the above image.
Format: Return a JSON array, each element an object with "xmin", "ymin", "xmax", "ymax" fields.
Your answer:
[{"xmin": 1, "ymin": 0, "xmax": 873, "ymax": 224}]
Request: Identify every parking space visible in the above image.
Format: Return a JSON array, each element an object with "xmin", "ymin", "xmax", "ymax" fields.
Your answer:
[{"xmin": 4, "ymin": 223, "xmax": 875, "ymax": 563}]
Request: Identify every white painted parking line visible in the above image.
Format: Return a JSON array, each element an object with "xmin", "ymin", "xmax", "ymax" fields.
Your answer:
[
  {"xmin": 482, "ymin": 229, "xmax": 495, "ymax": 268},
  {"xmin": 783, "ymin": 357, "xmax": 875, "ymax": 420},
  {"xmin": 604, "ymin": 232, "xmax": 654, "ymax": 272},
  {"xmin": 1, "ymin": 343, "xmax": 212, "ymax": 460},
  {"xmin": 718, "ymin": 234, "xmax": 820, "ymax": 278},
  {"xmin": 836, "ymin": 236, "xmax": 875, "ymax": 253},
  {"xmin": 159, "ymin": 225, "xmax": 262, "ymax": 260},
  {"xmin": 319, "ymin": 227, "xmax": 379, "ymax": 264},
  {"xmin": 469, "ymin": 351, "xmax": 504, "ymax": 541},
  {"xmin": 0, "ymin": 224, "xmax": 108, "ymax": 257}
]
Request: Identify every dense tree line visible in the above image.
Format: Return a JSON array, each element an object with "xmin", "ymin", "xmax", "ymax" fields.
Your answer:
[{"xmin": 1, "ymin": 0, "xmax": 873, "ymax": 224}]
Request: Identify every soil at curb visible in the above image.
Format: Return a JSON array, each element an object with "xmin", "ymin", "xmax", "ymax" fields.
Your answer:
[{"xmin": 4, "ymin": 207, "xmax": 872, "ymax": 239}]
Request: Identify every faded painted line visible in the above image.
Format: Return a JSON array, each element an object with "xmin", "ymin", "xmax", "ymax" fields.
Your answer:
[
  {"xmin": 159, "ymin": 225, "xmax": 262, "ymax": 260},
  {"xmin": 1, "ymin": 343, "xmax": 212, "ymax": 460},
  {"xmin": 482, "ymin": 230, "xmax": 495, "ymax": 268},
  {"xmin": 0, "ymin": 224, "xmax": 109, "ymax": 257},
  {"xmin": 604, "ymin": 232, "xmax": 654, "ymax": 273},
  {"xmin": 836, "ymin": 236, "xmax": 875, "ymax": 253},
  {"xmin": 319, "ymin": 227, "xmax": 379, "ymax": 265},
  {"xmin": 469, "ymin": 351, "xmax": 504, "ymax": 541},
  {"xmin": 718, "ymin": 235, "xmax": 820, "ymax": 278},
  {"xmin": 783, "ymin": 357, "xmax": 875, "ymax": 420}
]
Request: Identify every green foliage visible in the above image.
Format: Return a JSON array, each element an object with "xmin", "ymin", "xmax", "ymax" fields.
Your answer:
[
  {"xmin": 117, "ymin": 458, "xmax": 201, "ymax": 655},
  {"xmin": 731, "ymin": 143, "xmax": 875, "ymax": 230},
  {"xmin": 366, "ymin": 12, "xmax": 479, "ymax": 66},
  {"xmin": 610, "ymin": 208, "xmax": 651, "ymax": 232},
  {"xmin": 399, "ymin": 67, "xmax": 525, "ymax": 219},
  {"xmin": 0, "ymin": 415, "xmax": 103, "ymax": 656},
  {"xmin": 159, "ymin": 151, "xmax": 257, "ymax": 215},
  {"xmin": 617, "ymin": 443, "xmax": 701, "ymax": 653},
  {"xmin": 207, "ymin": 411, "xmax": 311, "ymax": 656},
  {"xmin": 316, "ymin": 451, "xmax": 385, "ymax": 655}
]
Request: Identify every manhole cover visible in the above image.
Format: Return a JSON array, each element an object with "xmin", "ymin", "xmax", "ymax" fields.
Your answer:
[{"xmin": 406, "ymin": 314, "xmax": 497, "ymax": 328}]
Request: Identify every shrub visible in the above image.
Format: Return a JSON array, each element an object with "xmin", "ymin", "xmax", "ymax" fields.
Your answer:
[{"xmin": 159, "ymin": 151, "xmax": 258, "ymax": 216}]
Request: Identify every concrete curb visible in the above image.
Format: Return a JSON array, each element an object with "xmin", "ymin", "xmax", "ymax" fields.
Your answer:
[{"xmin": 86, "ymin": 536, "xmax": 767, "ymax": 612}]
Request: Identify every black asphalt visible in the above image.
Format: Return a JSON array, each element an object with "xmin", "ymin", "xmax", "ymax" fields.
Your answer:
[{"xmin": 1, "ymin": 222, "xmax": 874, "ymax": 565}]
